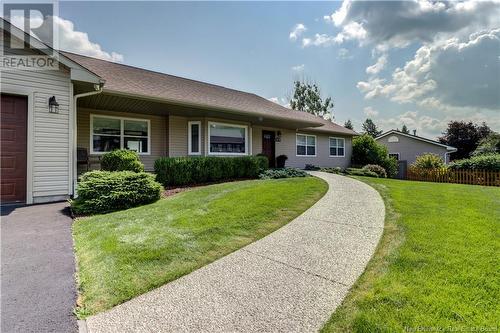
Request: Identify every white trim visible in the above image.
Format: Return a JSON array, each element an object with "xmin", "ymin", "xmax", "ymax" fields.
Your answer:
[
  {"xmin": 68, "ymin": 83, "xmax": 74, "ymax": 195},
  {"xmin": 389, "ymin": 153, "xmax": 400, "ymax": 160},
  {"xmin": 188, "ymin": 121, "xmax": 202, "ymax": 155},
  {"xmin": 329, "ymin": 136, "xmax": 345, "ymax": 157},
  {"xmin": 1, "ymin": 84, "xmax": 35, "ymax": 204},
  {"xmin": 296, "ymin": 133, "xmax": 317, "ymax": 157},
  {"xmin": 376, "ymin": 130, "xmax": 457, "ymax": 151},
  {"xmin": 90, "ymin": 114, "xmax": 151, "ymax": 155},
  {"xmin": 207, "ymin": 121, "xmax": 249, "ymax": 156}
]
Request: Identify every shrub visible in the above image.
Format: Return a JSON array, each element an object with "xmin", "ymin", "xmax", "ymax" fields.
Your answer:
[
  {"xmin": 411, "ymin": 153, "xmax": 445, "ymax": 169},
  {"xmin": 259, "ymin": 168, "xmax": 309, "ymax": 179},
  {"xmin": 352, "ymin": 134, "xmax": 398, "ymax": 177},
  {"xmin": 154, "ymin": 156, "xmax": 269, "ymax": 186},
  {"xmin": 71, "ymin": 171, "xmax": 161, "ymax": 215},
  {"xmin": 473, "ymin": 133, "xmax": 500, "ymax": 156},
  {"xmin": 320, "ymin": 167, "xmax": 343, "ymax": 174},
  {"xmin": 101, "ymin": 149, "xmax": 144, "ymax": 172},
  {"xmin": 362, "ymin": 164, "xmax": 387, "ymax": 178},
  {"xmin": 305, "ymin": 164, "xmax": 320, "ymax": 171},
  {"xmin": 276, "ymin": 155, "xmax": 288, "ymax": 168},
  {"xmin": 346, "ymin": 168, "xmax": 379, "ymax": 178},
  {"xmin": 449, "ymin": 153, "xmax": 500, "ymax": 171}
]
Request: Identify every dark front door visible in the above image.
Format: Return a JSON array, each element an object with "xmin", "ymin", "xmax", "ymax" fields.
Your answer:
[
  {"xmin": 1, "ymin": 94, "xmax": 28, "ymax": 204},
  {"xmin": 262, "ymin": 130, "xmax": 276, "ymax": 168}
]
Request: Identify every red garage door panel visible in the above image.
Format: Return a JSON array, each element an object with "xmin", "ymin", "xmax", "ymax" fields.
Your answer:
[{"xmin": 1, "ymin": 94, "xmax": 28, "ymax": 204}]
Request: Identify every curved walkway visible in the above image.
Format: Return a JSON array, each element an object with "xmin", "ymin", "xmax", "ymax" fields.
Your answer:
[{"xmin": 85, "ymin": 172, "xmax": 385, "ymax": 333}]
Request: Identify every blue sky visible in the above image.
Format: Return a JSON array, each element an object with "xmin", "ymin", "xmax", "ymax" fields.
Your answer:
[{"xmin": 39, "ymin": 1, "xmax": 500, "ymax": 137}]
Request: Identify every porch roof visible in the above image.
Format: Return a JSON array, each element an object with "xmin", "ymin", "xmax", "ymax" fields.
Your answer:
[{"xmin": 63, "ymin": 51, "xmax": 357, "ymax": 136}]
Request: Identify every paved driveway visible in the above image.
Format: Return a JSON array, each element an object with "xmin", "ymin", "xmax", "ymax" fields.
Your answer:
[
  {"xmin": 85, "ymin": 173, "xmax": 385, "ymax": 333},
  {"xmin": 1, "ymin": 202, "xmax": 77, "ymax": 333}
]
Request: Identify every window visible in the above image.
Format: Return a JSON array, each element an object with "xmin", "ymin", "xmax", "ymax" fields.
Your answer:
[
  {"xmin": 389, "ymin": 153, "xmax": 400, "ymax": 160},
  {"xmin": 91, "ymin": 115, "xmax": 150, "ymax": 154},
  {"xmin": 188, "ymin": 121, "xmax": 201, "ymax": 155},
  {"xmin": 208, "ymin": 122, "xmax": 248, "ymax": 155},
  {"xmin": 329, "ymin": 137, "xmax": 345, "ymax": 157},
  {"xmin": 296, "ymin": 134, "xmax": 316, "ymax": 156}
]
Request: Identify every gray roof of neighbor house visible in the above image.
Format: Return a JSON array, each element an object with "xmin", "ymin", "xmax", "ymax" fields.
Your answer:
[{"xmin": 62, "ymin": 51, "xmax": 357, "ymax": 136}]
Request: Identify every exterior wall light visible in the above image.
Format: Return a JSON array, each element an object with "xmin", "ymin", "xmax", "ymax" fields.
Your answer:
[
  {"xmin": 48, "ymin": 96, "xmax": 59, "ymax": 113},
  {"xmin": 276, "ymin": 131, "xmax": 282, "ymax": 142}
]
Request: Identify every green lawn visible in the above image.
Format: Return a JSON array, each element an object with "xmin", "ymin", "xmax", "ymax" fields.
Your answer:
[
  {"xmin": 73, "ymin": 177, "xmax": 327, "ymax": 317},
  {"xmin": 322, "ymin": 178, "xmax": 500, "ymax": 332}
]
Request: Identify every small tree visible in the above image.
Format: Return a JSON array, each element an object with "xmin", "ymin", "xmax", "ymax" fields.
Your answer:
[
  {"xmin": 401, "ymin": 124, "xmax": 410, "ymax": 134},
  {"xmin": 344, "ymin": 119, "xmax": 354, "ymax": 130},
  {"xmin": 473, "ymin": 132, "xmax": 500, "ymax": 156},
  {"xmin": 290, "ymin": 80, "xmax": 334, "ymax": 121},
  {"xmin": 362, "ymin": 119, "xmax": 383, "ymax": 138},
  {"xmin": 411, "ymin": 153, "xmax": 445, "ymax": 169}
]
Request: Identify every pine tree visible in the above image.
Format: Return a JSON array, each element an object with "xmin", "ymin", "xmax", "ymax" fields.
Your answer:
[
  {"xmin": 401, "ymin": 124, "xmax": 410, "ymax": 134},
  {"xmin": 344, "ymin": 119, "xmax": 354, "ymax": 130},
  {"xmin": 362, "ymin": 119, "xmax": 383, "ymax": 138}
]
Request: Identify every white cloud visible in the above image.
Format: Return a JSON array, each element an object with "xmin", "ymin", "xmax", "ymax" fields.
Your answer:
[
  {"xmin": 268, "ymin": 97, "xmax": 290, "ymax": 108},
  {"xmin": 376, "ymin": 111, "xmax": 443, "ymax": 138},
  {"xmin": 337, "ymin": 48, "xmax": 352, "ymax": 60},
  {"xmin": 358, "ymin": 29, "xmax": 500, "ymax": 111},
  {"xmin": 289, "ymin": 23, "xmax": 307, "ymax": 41},
  {"xmin": 291, "ymin": 64, "xmax": 305, "ymax": 72},
  {"xmin": 325, "ymin": 0, "xmax": 500, "ymax": 48},
  {"xmin": 10, "ymin": 15, "xmax": 124, "ymax": 62},
  {"xmin": 363, "ymin": 106, "xmax": 379, "ymax": 117},
  {"xmin": 302, "ymin": 33, "xmax": 338, "ymax": 47},
  {"xmin": 366, "ymin": 54, "xmax": 388, "ymax": 75}
]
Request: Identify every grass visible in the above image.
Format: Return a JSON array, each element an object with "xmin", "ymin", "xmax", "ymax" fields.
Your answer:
[
  {"xmin": 322, "ymin": 178, "xmax": 500, "ymax": 333},
  {"xmin": 73, "ymin": 177, "xmax": 327, "ymax": 317}
]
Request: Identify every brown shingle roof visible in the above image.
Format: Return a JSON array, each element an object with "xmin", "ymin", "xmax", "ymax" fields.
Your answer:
[{"xmin": 62, "ymin": 51, "xmax": 357, "ymax": 136}]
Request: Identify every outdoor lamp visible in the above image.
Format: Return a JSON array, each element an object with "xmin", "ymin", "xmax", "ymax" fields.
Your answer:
[
  {"xmin": 48, "ymin": 96, "xmax": 59, "ymax": 113},
  {"xmin": 276, "ymin": 131, "xmax": 282, "ymax": 142}
]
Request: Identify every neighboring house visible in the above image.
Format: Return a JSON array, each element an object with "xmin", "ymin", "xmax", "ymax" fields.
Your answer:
[
  {"xmin": 376, "ymin": 130, "xmax": 457, "ymax": 165},
  {"xmin": 0, "ymin": 20, "xmax": 357, "ymax": 205}
]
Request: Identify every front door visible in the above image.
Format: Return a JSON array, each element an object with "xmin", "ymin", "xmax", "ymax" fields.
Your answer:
[
  {"xmin": 262, "ymin": 130, "xmax": 276, "ymax": 168},
  {"xmin": 1, "ymin": 94, "xmax": 28, "ymax": 204}
]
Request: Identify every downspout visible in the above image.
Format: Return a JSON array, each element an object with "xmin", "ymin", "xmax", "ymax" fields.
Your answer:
[{"xmin": 72, "ymin": 84, "xmax": 104, "ymax": 197}]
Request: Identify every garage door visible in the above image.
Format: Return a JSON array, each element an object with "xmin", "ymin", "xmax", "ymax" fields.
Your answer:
[{"xmin": 1, "ymin": 94, "xmax": 28, "ymax": 204}]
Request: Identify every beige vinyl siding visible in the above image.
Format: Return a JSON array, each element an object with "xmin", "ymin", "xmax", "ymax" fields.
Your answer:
[
  {"xmin": 168, "ymin": 116, "xmax": 189, "ymax": 156},
  {"xmin": 77, "ymin": 108, "xmax": 167, "ymax": 171},
  {"xmin": 1, "ymin": 66, "xmax": 72, "ymax": 202},
  {"xmin": 252, "ymin": 127, "xmax": 352, "ymax": 169}
]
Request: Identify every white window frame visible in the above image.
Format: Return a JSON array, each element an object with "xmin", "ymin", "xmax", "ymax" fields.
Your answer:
[
  {"xmin": 389, "ymin": 153, "xmax": 400, "ymax": 160},
  {"xmin": 90, "ymin": 114, "xmax": 151, "ymax": 155},
  {"xmin": 207, "ymin": 121, "xmax": 249, "ymax": 156},
  {"xmin": 188, "ymin": 121, "xmax": 202, "ymax": 155},
  {"xmin": 296, "ymin": 133, "xmax": 317, "ymax": 157},
  {"xmin": 329, "ymin": 137, "xmax": 345, "ymax": 157}
]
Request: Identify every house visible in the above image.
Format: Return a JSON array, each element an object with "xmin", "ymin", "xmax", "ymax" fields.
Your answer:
[
  {"xmin": 0, "ymin": 20, "xmax": 357, "ymax": 205},
  {"xmin": 375, "ymin": 130, "xmax": 457, "ymax": 166}
]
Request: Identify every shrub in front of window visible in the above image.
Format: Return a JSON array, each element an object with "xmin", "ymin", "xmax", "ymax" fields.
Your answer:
[
  {"xmin": 71, "ymin": 171, "xmax": 161, "ymax": 215},
  {"xmin": 258, "ymin": 168, "xmax": 309, "ymax": 179},
  {"xmin": 362, "ymin": 164, "xmax": 387, "ymax": 178},
  {"xmin": 101, "ymin": 149, "xmax": 145, "ymax": 172},
  {"xmin": 276, "ymin": 155, "xmax": 288, "ymax": 168},
  {"xmin": 449, "ymin": 153, "xmax": 500, "ymax": 171},
  {"xmin": 154, "ymin": 156, "xmax": 268, "ymax": 186},
  {"xmin": 352, "ymin": 134, "xmax": 398, "ymax": 177},
  {"xmin": 411, "ymin": 153, "xmax": 445, "ymax": 170}
]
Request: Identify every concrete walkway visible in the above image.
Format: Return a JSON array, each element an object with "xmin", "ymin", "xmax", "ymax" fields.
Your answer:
[
  {"xmin": 85, "ymin": 172, "xmax": 385, "ymax": 333},
  {"xmin": 1, "ymin": 202, "xmax": 78, "ymax": 333}
]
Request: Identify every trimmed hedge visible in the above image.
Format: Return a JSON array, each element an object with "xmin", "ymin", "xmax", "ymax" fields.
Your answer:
[
  {"xmin": 259, "ymin": 168, "xmax": 309, "ymax": 179},
  {"xmin": 449, "ymin": 153, "xmax": 500, "ymax": 171},
  {"xmin": 71, "ymin": 171, "xmax": 161, "ymax": 215},
  {"xmin": 154, "ymin": 156, "xmax": 269, "ymax": 186},
  {"xmin": 101, "ymin": 149, "xmax": 144, "ymax": 172},
  {"xmin": 346, "ymin": 167, "xmax": 379, "ymax": 178}
]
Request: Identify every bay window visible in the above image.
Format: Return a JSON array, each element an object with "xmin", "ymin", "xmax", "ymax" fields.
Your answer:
[
  {"xmin": 208, "ymin": 122, "xmax": 248, "ymax": 155},
  {"xmin": 329, "ymin": 137, "xmax": 345, "ymax": 157},
  {"xmin": 91, "ymin": 115, "xmax": 150, "ymax": 154},
  {"xmin": 296, "ymin": 134, "xmax": 316, "ymax": 156}
]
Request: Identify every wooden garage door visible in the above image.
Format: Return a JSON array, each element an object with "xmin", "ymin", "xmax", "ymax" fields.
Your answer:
[{"xmin": 1, "ymin": 94, "xmax": 27, "ymax": 204}]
